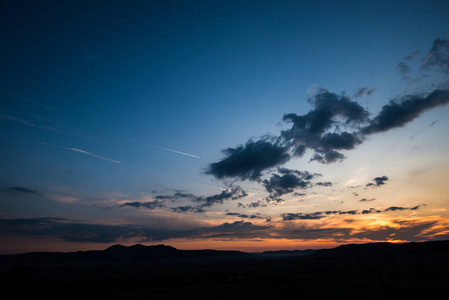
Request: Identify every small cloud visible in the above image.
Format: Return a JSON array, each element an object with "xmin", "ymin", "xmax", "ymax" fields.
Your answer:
[
  {"xmin": 384, "ymin": 205, "xmax": 421, "ymax": 212},
  {"xmin": 404, "ymin": 50, "xmax": 420, "ymax": 61},
  {"xmin": 1, "ymin": 186, "xmax": 42, "ymax": 196},
  {"xmin": 263, "ymin": 168, "xmax": 320, "ymax": 202},
  {"xmin": 120, "ymin": 200, "xmax": 165, "ymax": 210},
  {"xmin": 396, "ymin": 61, "xmax": 411, "ymax": 75},
  {"xmin": 171, "ymin": 206, "xmax": 205, "ymax": 213},
  {"xmin": 155, "ymin": 187, "xmax": 249, "ymax": 212},
  {"xmin": 422, "ymin": 38, "xmax": 449, "ymax": 74},
  {"xmin": 359, "ymin": 198, "xmax": 376, "ymax": 202},
  {"xmin": 225, "ymin": 212, "xmax": 265, "ymax": 220},
  {"xmin": 194, "ymin": 187, "xmax": 248, "ymax": 208},
  {"xmin": 354, "ymin": 87, "xmax": 376, "ymax": 98},
  {"xmin": 366, "ymin": 176, "xmax": 388, "ymax": 187}
]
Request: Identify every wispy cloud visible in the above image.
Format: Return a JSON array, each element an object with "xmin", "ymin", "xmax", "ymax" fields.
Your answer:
[
  {"xmin": 127, "ymin": 139, "xmax": 200, "ymax": 159},
  {"xmin": 0, "ymin": 88, "xmax": 59, "ymax": 112},
  {"xmin": 1, "ymin": 186, "xmax": 42, "ymax": 196},
  {"xmin": 41, "ymin": 142, "xmax": 121, "ymax": 164},
  {"xmin": 281, "ymin": 205, "xmax": 421, "ymax": 220},
  {"xmin": 39, "ymin": 125, "xmax": 60, "ymax": 132},
  {"xmin": 0, "ymin": 114, "xmax": 35, "ymax": 127}
]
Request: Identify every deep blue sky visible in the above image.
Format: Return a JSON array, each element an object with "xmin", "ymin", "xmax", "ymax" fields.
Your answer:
[{"xmin": 1, "ymin": 0, "xmax": 449, "ymax": 253}]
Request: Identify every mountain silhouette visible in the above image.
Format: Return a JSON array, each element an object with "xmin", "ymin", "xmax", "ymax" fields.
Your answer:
[
  {"xmin": 1, "ymin": 240, "xmax": 449, "ymax": 268},
  {"xmin": 314, "ymin": 240, "xmax": 449, "ymax": 257},
  {"xmin": 1, "ymin": 240, "xmax": 448, "ymax": 300}
]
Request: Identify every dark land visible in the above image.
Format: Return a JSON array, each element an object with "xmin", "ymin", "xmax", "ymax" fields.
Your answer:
[{"xmin": 1, "ymin": 240, "xmax": 449, "ymax": 299}]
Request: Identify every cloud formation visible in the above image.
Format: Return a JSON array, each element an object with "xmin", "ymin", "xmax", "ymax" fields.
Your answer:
[
  {"xmin": 359, "ymin": 198, "xmax": 376, "ymax": 202},
  {"xmin": 281, "ymin": 89, "xmax": 368, "ymax": 163},
  {"xmin": 361, "ymin": 89, "xmax": 449, "ymax": 135},
  {"xmin": 146, "ymin": 187, "xmax": 249, "ymax": 213},
  {"xmin": 121, "ymin": 200, "xmax": 165, "ymax": 210},
  {"xmin": 366, "ymin": 176, "xmax": 389, "ymax": 187},
  {"xmin": 201, "ymin": 221, "xmax": 272, "ymax": 240},
  {"xmin": 1, "ymin": 186, "xmax": 42, "ymax": 196},
  {"xmin": 353, "ymin": 86, "xmax": 376, "ymax": 98},
  {"xmin": 194, "ymin": 187, "xmax": 248, "ymax": 207},
  {"xmin": 422, "ymin": 38, "xmax": 449, "ymax": 73},
  {"xmin": 205, "ymin": 39, "xmax": 449, "ymax": 183},
  {"xmin": 281, "ymin": 205, "xmax": 421, "ymax": 221},
  {"xmin": 206, "ymin": 139, "xmax": 290, "ymax": 180},
  {"xmin": 263, "ymin": 168, "xmax": 321, "ymax": 202},
  {"xmin": 225, "ymin": 212, "xmax": 266, "ymax": 220}
]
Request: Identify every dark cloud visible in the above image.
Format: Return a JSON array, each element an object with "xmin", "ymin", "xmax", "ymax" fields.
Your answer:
[
  {"xmin": 0, "ymin": 217, "xmax": 272, "ymax": 243},
  {"xmin": 366, "ymin": 175, "xmax": 388, "ymax": 187},
  {"xmin": 281, "ymin": 89, "xmax": 368, "ymax": 164},
  {"xmin": 121, "ymin": 200, "xmax": 165, "ymax": 210},
  {"xmin": 171, "ymin": 206, "xmax": 205, "ymax": 213},
  {"xmin": 202, "ymin": 221, "xmax": 272, "ymax": 239},
  {"xmin": 395, "ymin": 50, "xmax": 422, "ymax": 82},
  {"xmin": 362, "ymin": 89, "xmax": 449, "ymax": 135},
  {"xmin": 1, "ymin": 186, "xmax": 42, "ymax": 196},
  {"xmin": 361, "ymin": 208, "xmax": 382, "ymax": 214},
  {"xmin": 316, "ymin": 181, "xmax": 333, "ymax": 187},
  {"xmin": 205, "ymin": 139, "xmax": 290, "ymax": 180},
  {"xmin": 237, "ymin": 200, "xmax": 268, "ymax": 208},
  {"xmin": 0, "ymin": 217, "xmax": 65, "ymax": 226},
  {"xmin": 319, "ymin": 132, "xmax": 364, "ymax": 151},
  {"xmin": 281, "ymin": 205, "xmax": 421, "ymax": 220},
  {"xmin": 310, "ymin": 149, "xmax": 346, "ymax": 164},
  {"xmin": 151, "ymin": 187, "xmax": 248, "ymax": 212},
  {"xmin": 293, "ymin": 192, "xmax": 307, "ymax": 196},
  {"xmin": 263, "ymin": 168, "xmax": 320, "ymax": 201},
  {"xmin": 163, "ymin": 186, "xmax": 248, "ymax": 213},
  {"xmin": 154, "ymin": 192, "xmax": 195, "ymax": 201},
  {"xmin": 359, "ymin": 198, "xmax": 376, "ymax": 202},
  {"xmin": 0, "ymin": 217, "xmax": 146, "ymax": 243},
  {"xmin": 205, "ymin": 41, "xmax": 449, "ymax": 181},
  {"xmin": 225, "ymin": 212, "xmax": 265, "ymax": 220},
  {"xmin": 194, "ymin": 187, "xmax": 248, "ymax": 207},
  {"xmin": 282, "ymin": 212, "xmax": 325, "ymax": 220},
  {"xmin": 396, "ymin": 61, "xmax": 411, "ymax": 75},
  {"xmin": 354, "ymin": 87, "xmax": 376, "ymax": 98},
  {"xmin": 404, "ymin": 50, "xmax": 420, "ymax": 61},
  {"xmin": 373, "ymin": 176, "xmax": 388, "ymax": 186},
  {"xmin": 384, "ymin": 205, "xmax": 420, "ymax": 212},
  {"xmin": 422, "ymin": 38, "xmax": 449, "ymax": 73}
]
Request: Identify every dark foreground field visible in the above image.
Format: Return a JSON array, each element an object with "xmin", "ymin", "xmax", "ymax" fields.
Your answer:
[{"xmin": 1, "ymin": 241, "xmax": 448, "ymax": 300}]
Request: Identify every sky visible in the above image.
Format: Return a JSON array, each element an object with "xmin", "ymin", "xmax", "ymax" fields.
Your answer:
[{"xmin": 1, "ymin": 0, "xmax": 449, "ymax": 254}]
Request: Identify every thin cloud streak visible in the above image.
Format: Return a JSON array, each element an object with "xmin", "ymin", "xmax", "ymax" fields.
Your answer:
[
  {"xmin": 0, "ymin": 88, "xmax": 59, "ymax": 112},
  {"xmin": 40, "ymin": 142, "xmax": 121, "ymax": 164},
  {"xmin": 0, "ymin": 114, "xmax": 35, "ymax": 127},
  {"xmin": 127, "ymin": 139, "xmax": 200, "ymax": 159}
]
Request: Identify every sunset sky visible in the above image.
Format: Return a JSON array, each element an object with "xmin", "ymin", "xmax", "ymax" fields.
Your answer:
[{"xmin": 1, "ymin": 0, "xmax": 449, "ymax": 254}]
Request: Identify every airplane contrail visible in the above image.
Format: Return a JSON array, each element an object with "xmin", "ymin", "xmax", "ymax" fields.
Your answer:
[
  {"xmin": 0, "ymin": 88, "xmax": 59, "ymax": 112},
  {"xmin": 127, "ymin": 139, "xmax": 200, "ymax": 159},
  {"xmin": 40, "ymin": 142, "xmax": 121, "ymax": 164}
]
